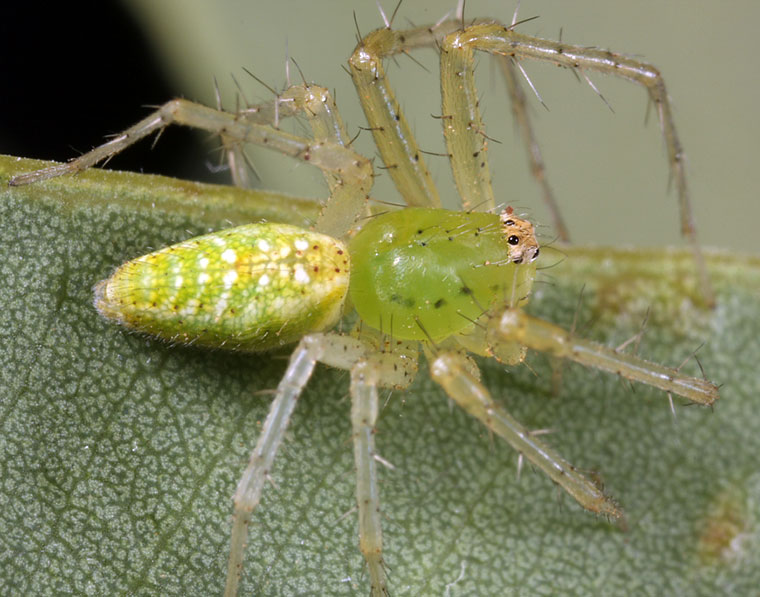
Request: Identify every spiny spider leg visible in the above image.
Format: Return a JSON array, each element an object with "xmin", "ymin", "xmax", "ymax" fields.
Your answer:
[
  {"xmin": 428, "ymin": 349, "xmax": 623, "ymax": 520},
  {"xmin": 351, "ymin": 360, "xmax": 388, "ymax": 596},
  {"xmin": 428, "ymin": 301, "xmax": 717, "ymax": 523},
  {"xmin": 497, "ymin": 56, "xmax": 569, "ymax": 241},
  {"xmin": 224, "ymin": 334, "xmax": 322, "ymax": 597},
  {"xmin": 349, "ymin": 29, "xmax": 442, "ymax": 208},
  {"xmin": 9, "ymin": 87, "xmax": 372, "ymax": 238},
  {"xmin": 438, "ymin": 21, "xmax": 712, "ymax": 302},
  {"xmin": 225, "ymin": 332, "xmax": 417, "ymax": 597},
  {"xmin": 492, "ymin": 309, "xmax": 719, "ymax": 406},
  {"xmin": 349, "ymin": 17, "xmax": 712, "ymax": 301},
  {"xmin": 232, "ymin": 82, "xmax": 366, "ymax": 232},
  {"xmin": 348, "ymin": 18, "xmax": 547, "ymax": 213}
]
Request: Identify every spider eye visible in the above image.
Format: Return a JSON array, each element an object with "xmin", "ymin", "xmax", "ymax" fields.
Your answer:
[
  {"xmin": 508, "ymin": 235, "xmax": 519, "ymax": 245},
  {"xmin": 504, "ymin": 219, "xmax": 515, "ymax": 226},
  {"xmin": 532, "ymin": 248, "xmax": 540, "ymax": 261},
  {"xmin": 513, "ymin": 257, "xmax": 523, "ymax": 264}
]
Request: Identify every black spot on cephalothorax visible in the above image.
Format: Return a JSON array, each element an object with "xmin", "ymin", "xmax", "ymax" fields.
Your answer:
[
  {"xmin": 460, "ymin": 285, "xmax": 473, "ymax": 296},
  {"xmin": 434, "ymin": 298, "xmax": 446, "ymax": 309}
]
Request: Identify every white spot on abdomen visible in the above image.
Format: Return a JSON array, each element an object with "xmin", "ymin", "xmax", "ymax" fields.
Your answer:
[
  {"xmin": 223, "ymin": 270, "xmax": 238, "ymax": 288},
  {"xmin": 221, "ymin": 249, "xmax": 237, "ymax": 264},
  {"xmin": 294, "ymin": 265, "xmax": 310, "ymax": 284}
]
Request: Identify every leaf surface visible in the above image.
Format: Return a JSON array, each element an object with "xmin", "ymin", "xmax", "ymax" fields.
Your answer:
[{"xmin": 1, "ymin": 155, "xmax": 758, "ymax": 595}]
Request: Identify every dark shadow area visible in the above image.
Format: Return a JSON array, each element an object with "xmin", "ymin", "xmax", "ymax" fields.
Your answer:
[{"xmin": 1, "ymin": 1, "xmax": 220, "ymax": 183}]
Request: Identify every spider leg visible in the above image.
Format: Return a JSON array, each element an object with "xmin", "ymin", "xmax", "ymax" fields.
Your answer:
[
  {"xmin": 348, "ymin": 18, "xmax": 564, "ymax": 216},
  {"xmin": 347, "ymin": 333, "xmax": 418, "ymax": 595},
  {"xmin": 427, "ymin": 349, "xmax": 622, "ymax": 520},
  {"xmin": 349, "ymin": 28, "xmax": 442, "ymax": 208},
  {"xmin": 350, "ymin": 360, "xmax": 387, "ymax": 596},
  {"xmin": 348, "ymin": 22, "xmax": 518, "ymax": 212},
  {"xmin": 351, "ymin": 16, "xmax": 712, "ymax": 301},
  {"xmin": 497, "ymin": 56, "xmax": 569, "ymax": 241},
  {"xmin": 10, "ymin": 92, "xmax": 372, "ymax": 238},
  {"xmin": 436, "ymin": 21, "xmax": 713, "ymax": 304},
  {"xmin": 224, "ymin": 334, "xmax": 324, "ymax": 597},
  {"xmin": 237, "ymin": 84, "xmax": 371, "ymax": 237},
  {"xmin": 224, "ymin": 332, "xmax": 417, "ymax": 597},
  {"xmin": 490, "ymin": 308, "xmax": 719, "ymax": 406}
]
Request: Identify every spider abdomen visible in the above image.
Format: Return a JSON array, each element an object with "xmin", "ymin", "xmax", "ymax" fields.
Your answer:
[
  {"xmin": 348, "ymin": 208, "xmax": 537, "ymax": 341},
  {"xmin": 94, "ymin": 223, "xmax": 350, "ymax": 351}
]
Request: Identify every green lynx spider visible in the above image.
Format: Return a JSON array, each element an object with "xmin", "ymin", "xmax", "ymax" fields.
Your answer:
[{"xmin": 11, "ymin": 9, "xmax": 719, "ymax": 597}]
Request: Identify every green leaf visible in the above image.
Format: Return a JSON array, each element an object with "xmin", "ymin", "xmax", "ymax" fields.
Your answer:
[{"xmin": 2, "ymin": 155, "xmax": 758, "ymax": 595}]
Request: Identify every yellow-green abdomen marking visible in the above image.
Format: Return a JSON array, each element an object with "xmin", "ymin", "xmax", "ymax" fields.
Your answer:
[
  {"xmin": 95, "ymin": 223, "xmax": 350, "ymax": 351},
  {"xmin": 348, "ymin": 208, "xmax": 537, "ymax": 341}
]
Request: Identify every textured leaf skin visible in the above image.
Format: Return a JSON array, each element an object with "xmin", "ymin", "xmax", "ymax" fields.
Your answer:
[{"xmin": 1, "ymin": 155, "xmax": 759, "ymax": 596}]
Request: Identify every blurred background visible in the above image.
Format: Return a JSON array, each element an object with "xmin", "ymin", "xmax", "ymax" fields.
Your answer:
[{"xmin": 2, "ymin": 0, "xmax": 758, "ymax": 253}]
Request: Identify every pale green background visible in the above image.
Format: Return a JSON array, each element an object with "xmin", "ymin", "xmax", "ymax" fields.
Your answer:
[{"xmin": 123, "ymin": 0, "xmax": 759, "ymax": 253}]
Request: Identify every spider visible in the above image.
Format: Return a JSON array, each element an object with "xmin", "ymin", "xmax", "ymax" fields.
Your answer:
[{"xmin": 9, "ymin": 6, "xmax": 719, "ymax": 596}]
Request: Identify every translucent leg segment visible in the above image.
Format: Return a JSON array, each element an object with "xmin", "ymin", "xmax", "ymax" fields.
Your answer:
[
  {"xmin": 224, "ymin": 332, "xmax": 417, "ymax": 597},
  {"xmin": 225, "ymin": 334, "xmax": 324, "ymax": 597},
  {"xmin": 429, "ymin": 350, "xmax": 622, "ymax": 520},
  {"xmin": 349, "ymin": 18, "xmax": 712, "ymax": 302},
  {"xmin": 10, "ymin": 92, "xmax": 372, "ymax": 239},
  {"xmin": 437, "ymin": 21, "xmax": 713, "ymax": 304},
  {"xmin": 238, "ymin": 84, "xmax": 370, "ymax": 237},
  {"xmin": 492, "ymin": 309, "xmax": 719, "ymax": 406},
  {"xmin": 497, "ymin": 56, "xmax": 569, "ymax": 241},
  {"xmin": 351, "ymin": 361, "xmax": 387, "ymax": 596},
  {"xmin": 349, "ymin": 28, "xmax": 442, "ymax": 208},
  {"xmin": 439, "ymin": 31, "xmax": 496, "ymax": 211}
]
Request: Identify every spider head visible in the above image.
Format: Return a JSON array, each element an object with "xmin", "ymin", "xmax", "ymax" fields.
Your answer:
[{"xmin": 500, "ymin": 207, "xmax": 540, "ymax": 264}]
